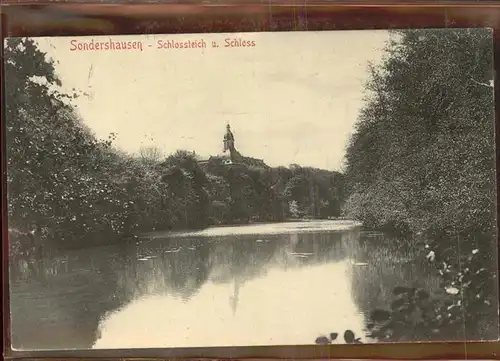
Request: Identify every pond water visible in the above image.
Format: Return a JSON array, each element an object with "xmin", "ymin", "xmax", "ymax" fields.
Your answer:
[{"xmin": 9, "ymin": 220, "xmax": 439, "ymax": 350}]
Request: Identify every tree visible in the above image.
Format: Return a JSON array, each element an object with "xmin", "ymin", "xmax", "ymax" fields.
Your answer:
[
  {"xmin": 288, "ymin": 200, "xmax": 300, "ymax": 218},
  {"xmin": 139, "ymin": 146, "xmax": 165, "ymax": 164},
  {"xmin": 343, "ymin": 29, "xmax": 497, "ymax": 340},
  {"xmin": 5, "ymin": 38, "xmax": 122, "ymax": 247},
  {"xmin": 344, "ymin": 29, "xmax": 495, "ymax": 237},
  {"xmin": 5, "ymin": 39, "xmax": 173, "ymax": 248},
  {"xmin": 160, "ymin": 151, "xmax": 210, "ymax": 229}
]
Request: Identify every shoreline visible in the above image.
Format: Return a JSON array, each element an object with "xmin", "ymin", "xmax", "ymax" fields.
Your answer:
[
  {"xmin": 8, "ymin": 218, "xmax": 363, "ymax": 254},
  {"xmin": 140, "ymin": 218, "xmax": 363, "ymax": 239}
]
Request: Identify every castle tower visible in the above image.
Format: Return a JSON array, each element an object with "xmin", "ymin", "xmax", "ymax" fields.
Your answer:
[
  {"xmin": 223, "ymin": 124, "xmax": 239, "ymax": 163},
  {"xmin": 196, "ymin": 123, "xmax": 267, "ymax": 168},
  {"xmin": 223, "ymin": 124, "xmax": 235, "ymax": 153}
]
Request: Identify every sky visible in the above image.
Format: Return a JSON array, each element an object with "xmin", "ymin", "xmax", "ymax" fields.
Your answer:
[{"xmin": 35, "ymin": 30, "xmax": 392, "ymax": 171}]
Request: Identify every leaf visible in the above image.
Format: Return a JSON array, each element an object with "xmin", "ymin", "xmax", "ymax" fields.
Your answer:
[
  {"xmin": 393, "ymin": 286, "xmax": 412, "ymax": 296},
  {"xmin": 415, "ymin": 289, "xmax": 430, "ymax": 301},
  {"xmin": 329, "ymin": 332, "xmax": 338, "ymax": 341},
  {"xmin": 391, "ymin": 298, "xmax": 406, "ymax": 310},
  {"xmin": 343, "ymin": 330, "xmax": 356, "ymax": 343},
  {"xmin": 315, "ymin": 336, "xmax": 330, "ymax": 345},
  {"xmin": 400, "ymin": 304, "xmax": 416, "ymax": 314},
  {"xmin": 371, "ymin": 309, "xmax": 391, "ymax": 322}
]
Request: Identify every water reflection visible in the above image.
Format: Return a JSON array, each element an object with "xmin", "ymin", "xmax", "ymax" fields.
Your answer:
[
  {"xmin": 349, "ymin": 233, "xmax": 441, "ymax": 315},
  {"xmin": 10, "ymin": 246, "xmax": 128, "ymax": 350},
  {"xmin": 94, "ymin": 261, "xmax": 363, "ymax": 349},
  {"xmin": 9, "ymin": 221, "xmax": 437, "ymax": 350}
]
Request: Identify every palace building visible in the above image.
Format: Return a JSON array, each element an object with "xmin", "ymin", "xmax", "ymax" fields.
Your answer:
[{"xmin": 198, "ymin": 124, "xmax": 268, "ymax": 169}]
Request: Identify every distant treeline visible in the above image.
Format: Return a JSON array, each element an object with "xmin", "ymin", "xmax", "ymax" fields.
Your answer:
[{"xmin": 4, "ymin": 38, "xmax": 345, "ymax": 251}]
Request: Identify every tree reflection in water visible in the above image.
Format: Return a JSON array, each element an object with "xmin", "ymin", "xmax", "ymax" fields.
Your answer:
[
  {"xmin": 11, "ymin": 224, "xmax": 436, "ymax": 350},
  {"xmin": 10, "ymin": 245, "xmax": 130, "ymax": 350},
  {"xmin": 92, "ymin": 229, "xmax": 362, "ymax": 348}
]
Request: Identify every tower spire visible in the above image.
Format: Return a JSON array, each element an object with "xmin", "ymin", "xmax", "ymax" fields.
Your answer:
[{"xmin": 223, "ymin": 123, "xmax": 235, "ymax": 153}]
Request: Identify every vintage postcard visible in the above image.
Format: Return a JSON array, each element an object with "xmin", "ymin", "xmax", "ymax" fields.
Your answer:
[{"xmin": 4, "ymin": 29, "xmax": 498, "ymax": 351}]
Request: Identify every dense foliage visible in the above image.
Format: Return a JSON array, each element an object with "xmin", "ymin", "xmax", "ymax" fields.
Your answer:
[
  {"xmin": 344, "ymin": 29, "xmax": 496, "ymax": 238},
  {"xmin": 342, "ymin": 29, "xmax": 498, "ymax": 341},
  {"xmin": 5, "ymin": 38, "xmax": 344, "ymax": 252}
]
